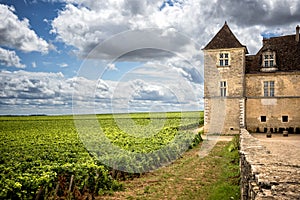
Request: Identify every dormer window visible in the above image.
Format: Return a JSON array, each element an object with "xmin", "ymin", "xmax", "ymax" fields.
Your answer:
[
  {"xmin": 219, "ymin": 52, "xmax": 230, "ymax": 67},
  {"xmin": 263, "ymin": 53, "xmax": 275, "ymax": 67},
  {"xmin": 261, "ymin": 51, "xmax": 278, "ymax": 72}
]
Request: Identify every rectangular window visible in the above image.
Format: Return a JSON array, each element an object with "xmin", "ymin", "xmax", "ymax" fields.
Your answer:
[
  {"xmin": 282, "ymin": 116, "xmax": 288, "ymax": 122},
  {"xmin": 269, "ymin": 81, "xmax": 275, "ymax": 96},
  {"xmin": 219, "ymin": 53, "xmax": 230, "ymax": 66},
  {"xmin": 264, "ymin": 60, "xmax": 269, "ymax": 67},
  {"xmin": 264, "ymin": 81, "xmax": 269, "ymax": 96},
  {"xmin": 263, "ymin": 81, "xmax": 275, "ymax": 97},
  {"xmin": 261, "ymin": 116, "xmax": 266, "ymax": 122},
  {"xmin": 263, "ymin": 52, "xmax": 275, "ymax": 67},
  {"xmin": 220, "ymin": 81, "xmax": 227, "ymax": 97}
]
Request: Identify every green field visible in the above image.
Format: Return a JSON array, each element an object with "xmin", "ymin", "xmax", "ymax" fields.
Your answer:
[{"xmin": 0, "ymin": 111, "xmax": 203, "ymax": 199}]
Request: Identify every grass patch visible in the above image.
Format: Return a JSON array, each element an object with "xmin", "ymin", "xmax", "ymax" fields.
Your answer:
[
  {"xmin": 205, "ymin": 136, "xmax": 240, "ymax": 200},
  {"xmin": 99, "ymin": 136, "xmax": 240, "ymax": 200}
]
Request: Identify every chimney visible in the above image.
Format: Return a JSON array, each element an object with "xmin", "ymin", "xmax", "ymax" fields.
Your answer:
[
  {"xmin": 262, "ymin": 38, "xmax": 268, "ymax": 46},
  {"xmin": 296, "ymin": 25, "xmax": 300, "ymax": 42}
]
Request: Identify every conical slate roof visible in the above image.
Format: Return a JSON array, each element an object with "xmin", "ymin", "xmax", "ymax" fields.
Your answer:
[{"xmin": 204, "ymin": 22, "xmax": 248, "ymax": 53}]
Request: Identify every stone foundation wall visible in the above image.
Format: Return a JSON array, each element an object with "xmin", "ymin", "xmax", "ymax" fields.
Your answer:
[
  {"xmin": 204, "ymin": 98, "xmax": 242, "ymax": 134},
  {"xmin": 246, "ymin": 98, "xmax": 300, "ymax": 133},
  {"xmin": 240, "ymin": 129, "xmax": 300, "ymax": 200}
]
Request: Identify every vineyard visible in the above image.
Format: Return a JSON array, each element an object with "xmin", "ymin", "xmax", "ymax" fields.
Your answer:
[{"xmin": 0, "ymin": 111, "xmax": 203, "ymax": 199}]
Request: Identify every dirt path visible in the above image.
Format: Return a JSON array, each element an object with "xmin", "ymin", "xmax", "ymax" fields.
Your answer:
[
  {"xmin": 99, "ymin": 139, "xmax": 239, "ymax": 200},
  {"xmin": 192, "ymin": 127, "xmax": 204, "ymax": 134},
  {"xmin": 193, "ymin": 127, "xmax": 233, "ymax": 142}
]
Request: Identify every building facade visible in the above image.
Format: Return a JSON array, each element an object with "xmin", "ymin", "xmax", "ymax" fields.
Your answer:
[{"xmin": 203, "ymin": 22, "xmax": 300, "ymax": 134}]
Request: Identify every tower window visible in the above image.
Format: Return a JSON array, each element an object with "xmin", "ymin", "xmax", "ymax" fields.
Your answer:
[
  {"xmin": 220, "ymin": 81, "xmax": 227, "ymax": 97},
  {"xmin": 263, "ymin": 81, "xmax": 275, "ymax": 97},
  {"xmin": 282, "ymin": 116, "xmax": 288, "ymax": 122},
  {"xmin": 261, "ymin": 116, "xmax": 267, "ymax": 122},
  {"xmin": 219, "ymin": 53, "xmax": 230, "ymax": 66}
]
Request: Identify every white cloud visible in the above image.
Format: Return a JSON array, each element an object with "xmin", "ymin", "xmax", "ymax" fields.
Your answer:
[
  {"xmin": 0, "ymin": 4, "xmax": 50, "ymax": 53},
  {"xmin": 106, "ymin": 63, "xmax": 118, "ymax": 71},
  {"xmin": 0, "ymin": 70, "xmax": 112, "ymax": 114},
  {"xmin": 0, "ymin": 66, "xmax": 202, "ymax": 115},
  {"xmin": 107, "ymin": 63, "xmax": 203, "ymax": 113},
  {"xmin": 32, "ymin": 62, "xmax": 37, "ymax": 68},
  {"xmin": 58, "ymin": 63, "xmax": 68, "ymax": 68},
  {"xmin": 51, "ymin": 0, "xmax": 300, "ymax": 58},
  {"xmin": 0, "ymin": 47, "xmax": 25, "ymax": 68},
  {"xmin": 131, "ymin": 79, "xmax": 176, "ymax": 102}
]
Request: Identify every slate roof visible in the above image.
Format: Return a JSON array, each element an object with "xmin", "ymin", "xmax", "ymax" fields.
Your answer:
[
  {"xmin": 203, "ymin": 22, "xmax": 248, "ymax": 53},
  {"xmin": 246, "ymin": 34, "xmax": 300, "ymax": 73}
]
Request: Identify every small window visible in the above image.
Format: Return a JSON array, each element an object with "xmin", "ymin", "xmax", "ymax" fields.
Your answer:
[
  {"xmin": 263, "ymin": 81, "xmax": 275, "ymax": 97},
  {"xmin": 219, "ymin": 53, "xmax": 230, "ymax": 66},
  {"xmin": 282, "ymin": 116, "xmax": 288, "ymax": 123},
  {"xmin": 262, "ymin": 51, "xmax": 276, "ymax": 67},
  {"xmin": 261, "ymin": 116, "xmax": 266, "ymax": 122},
  {"xmin": 220, "ymin": 81, "xmax": 227, "ymax": 97}
]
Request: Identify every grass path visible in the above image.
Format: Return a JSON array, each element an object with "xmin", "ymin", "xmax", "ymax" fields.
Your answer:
[{"xmin": 100, "ymin": 138, "xmax": 240, "ymax": 200}]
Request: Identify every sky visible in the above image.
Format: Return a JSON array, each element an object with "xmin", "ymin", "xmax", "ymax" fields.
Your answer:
[{"xmin": 0, "ymin": 0, "xmax": 299, "ymax": 115}]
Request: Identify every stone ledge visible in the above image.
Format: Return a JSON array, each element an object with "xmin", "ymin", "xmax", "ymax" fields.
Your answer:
[{"xmin": 240, "ymin": 129, "xmax": 300, "ymax": 200}]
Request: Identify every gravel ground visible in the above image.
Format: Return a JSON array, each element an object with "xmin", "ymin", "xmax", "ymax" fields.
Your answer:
[{"xmin": 252, "ymin": 133, "xmax": 300, "ymax": 165}]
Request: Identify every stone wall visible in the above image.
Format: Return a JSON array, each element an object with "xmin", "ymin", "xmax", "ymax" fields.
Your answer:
[
  {"xmin": 240, "ymin": 129, "xmax": 300, "ymax": 200},
  {"xmin": 204, "ymin": 98, "xmax": 241, "ymax": 134},
  {"xmin": 204, "ymin": 48, "xmax": 246, "ymax": 134},
  {"xmin": 246, "ymin": 98, "xmax": 300, "ymax": 133},
  {"xmin": 245, "ymin": 72, "xmax": 300, "ymax": 133},
  {"xmin": 246, "ymin": 72, "xmax": 300, "ymax": 97}
]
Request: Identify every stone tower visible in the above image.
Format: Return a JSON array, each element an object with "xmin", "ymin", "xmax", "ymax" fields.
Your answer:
[{"xmin": 203, "ymin": 22, "xmax": 248, "ymax": 134}]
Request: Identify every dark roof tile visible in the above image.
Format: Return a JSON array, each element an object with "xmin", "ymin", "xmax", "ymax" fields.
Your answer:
[
  {"xmin": 246, "ymin": 35, "xmax": 300, "ymax": 73},
  {"xmin": 204, "ymin": 22, "xmax": 248, "ymax": 53}
]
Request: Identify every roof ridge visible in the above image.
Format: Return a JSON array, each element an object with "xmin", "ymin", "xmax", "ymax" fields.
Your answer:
[{"xmin": 264, "ymin": 34, "xmax": 296, "ymax": 40}]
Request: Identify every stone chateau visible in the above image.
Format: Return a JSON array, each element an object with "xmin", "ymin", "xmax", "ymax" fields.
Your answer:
[{"xmin": 203, "ymin": 22, "xmax": 300, "ymax": 134}]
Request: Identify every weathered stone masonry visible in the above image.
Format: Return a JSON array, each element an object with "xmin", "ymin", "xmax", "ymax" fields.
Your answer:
[
  {"xmin": 240, "ymin": 129, "xmax": 300, "ymax": 200},
  {"xmin": 203, "ymin": 22, "xmax": 300, "ymax": 135}
]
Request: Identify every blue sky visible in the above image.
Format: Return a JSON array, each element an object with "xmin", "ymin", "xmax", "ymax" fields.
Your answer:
[
  {"xmin": 0, "ymin": 0, "xmax": 299, "ymax": 115},
  {"xmin": 0, "ymin": 0, "xmax": 79, "ymax": 76}
]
